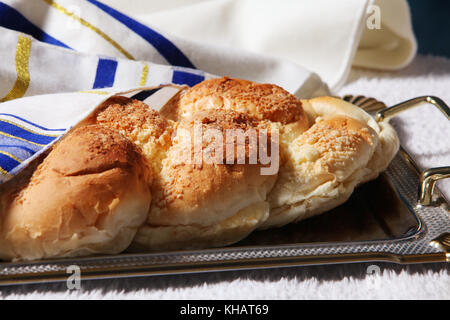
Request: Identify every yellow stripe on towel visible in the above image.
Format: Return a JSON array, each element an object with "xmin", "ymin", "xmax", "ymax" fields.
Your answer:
[
  {"xmin": 0, "ymin": 166, "xmax": 8, "ymax": 176},
  {"xmin": 140, "ymin": 62, "xmax": 149, "ymax": 86},
  {"xmin": 0, "ymin": 36, "xmax": 32, "ymax": 102},
  {"xmin": 44, "ymin": 0, "xmax": 135, "ymax": 60},
  {"xmin": 79, "ymin": 90, "xmax": 110, "ymax": 95}
]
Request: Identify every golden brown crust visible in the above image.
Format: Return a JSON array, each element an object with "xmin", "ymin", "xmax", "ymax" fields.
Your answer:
[
  {"xmin": 0, "ymin": 125, "xmax": 152, "ymax": 261},
  {"xmin": 47, "ymin": 124, "xmax": 145, "ymax": 177},
  {"xmin": 94, "ymin": 98, "xmax": 175, "ymax": 177},
  {"xmin": 164, "ymin": 77, "xmax": 309, "ymax": 129},
  {"xmin": 175, "ymin": 110, "xmax": 262, "ymax": 164},
  {"xmin": 96, "ymin": 98, "xmax": 170, "ymax": 140}
]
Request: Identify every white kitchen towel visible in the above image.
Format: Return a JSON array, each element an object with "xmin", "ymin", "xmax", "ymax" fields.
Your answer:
[
  {"xmin": 101, "ymin": 0, "xmax": 417, "ymax": 90},
  {"xmin": 0, "ymin": 0, "xmax": 328, "ymax": 99},
  {"xmin": 0, "ymin": 0, "xmax": 417, "ymax": 98}
]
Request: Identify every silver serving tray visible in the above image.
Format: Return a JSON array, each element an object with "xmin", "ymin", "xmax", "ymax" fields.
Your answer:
[{"xmin": 0, "ymin": 95, "xmax": 449, "ymax": 286}]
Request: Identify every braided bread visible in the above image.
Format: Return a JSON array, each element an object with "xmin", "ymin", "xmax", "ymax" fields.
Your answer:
[{"xmin": 0, "ymin": 77, "xmax": 399, "ymax": 260}]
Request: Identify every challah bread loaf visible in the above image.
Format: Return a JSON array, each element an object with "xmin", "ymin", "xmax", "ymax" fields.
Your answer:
[
  {"xmin": 0, "ymin": 125, "xmax": 152, "ymax": 261},
  {"xmin": 0, "ymin": 77, "xmax": 399, "ymax": 260}
]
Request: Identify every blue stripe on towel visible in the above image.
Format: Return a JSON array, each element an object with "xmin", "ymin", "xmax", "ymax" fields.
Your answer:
[
  {"xmin": 172, "ymin": 70, "xmax": 205, "ymax": 87},
  {"xmin": 0, "ymin": 153, "xmax": 21, "ymax": 172},
  {"xmin": 86, "ymin": 0, "xmax": 196, "ymax": 69},
  {"xmin": 0, "ymin": 113, "xmax": 66, "ymax": 132},
  {"xmin": 93, "ymin": 58, "xmax": 118, "ymax": 89},
  {"xmin": 0, "ymin": 121, "xmax": 57, "ymax": 145},
  {"xmin": 0, "ymin": 2, "xmax": 71, "ymax": 49}
]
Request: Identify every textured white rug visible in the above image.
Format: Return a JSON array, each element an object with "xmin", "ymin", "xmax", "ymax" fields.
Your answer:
[{"xmin": 1, "ymin": 55, "xmax": 449, "ymax": 300}]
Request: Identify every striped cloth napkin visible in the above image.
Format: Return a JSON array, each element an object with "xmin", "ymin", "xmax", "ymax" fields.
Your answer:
[{"xmin": 0, "ymin": 0, "xmax": 328, "ymax": 99}]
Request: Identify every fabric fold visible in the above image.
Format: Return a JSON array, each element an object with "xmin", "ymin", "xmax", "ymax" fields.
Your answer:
[{"xmin": 102, "ymin": 0, "xmax": 417, "ymax": 90}]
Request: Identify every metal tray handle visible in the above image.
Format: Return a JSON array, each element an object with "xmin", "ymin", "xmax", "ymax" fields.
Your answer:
[{"xmin": 375, "ymin": 96, "xmax": 450, "ymax": 206}]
